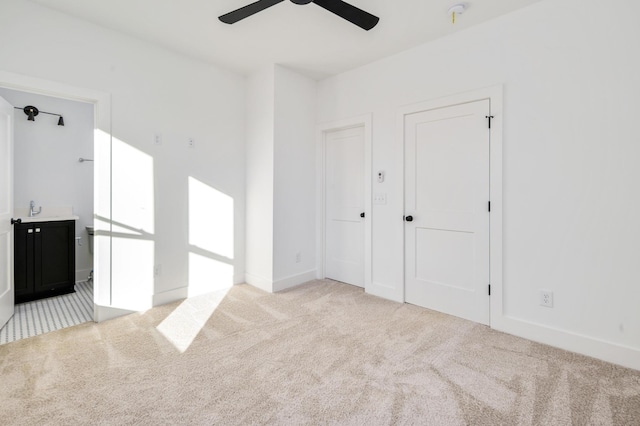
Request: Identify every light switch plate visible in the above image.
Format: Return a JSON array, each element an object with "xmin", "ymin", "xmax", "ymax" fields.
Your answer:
[{"xmin": 373, "ymin": 193, "xmax": 387, "ymax": 205}]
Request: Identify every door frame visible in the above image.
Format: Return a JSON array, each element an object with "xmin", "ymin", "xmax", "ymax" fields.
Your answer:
[
  {"xmin": 0, "ymin": 70, "xmax": 113, "ymax": 322},
  {"xmin": 398, "ymin": 86, "xmax": 503, "ymax": 326},
  {"xmin": 316, "ymin": 114, "xmax": 372, "ymax": 290}
]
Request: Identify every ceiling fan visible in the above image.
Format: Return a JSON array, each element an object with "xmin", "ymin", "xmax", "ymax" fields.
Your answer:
[{"xmin": 219, "ymin": 0, "xmax": 380, "ymax": 31}]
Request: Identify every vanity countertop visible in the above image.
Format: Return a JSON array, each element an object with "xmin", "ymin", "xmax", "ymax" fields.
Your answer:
[
  {"xmin": 14, "ymin": 206, "xmax": 79, "ymax": 224},
  {"xmin": 18, "ymin": 215, "xmax": 80, "ymax": 224}
]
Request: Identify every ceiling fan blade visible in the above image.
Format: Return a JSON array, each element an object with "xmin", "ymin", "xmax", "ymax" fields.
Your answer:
[
  {"xmin": 312, "ymin": 0, "xmax": 379, "ymax": 30},
  {"xmin": 219, "ymin": 0, "xmax": 285, "ymax": 24}
]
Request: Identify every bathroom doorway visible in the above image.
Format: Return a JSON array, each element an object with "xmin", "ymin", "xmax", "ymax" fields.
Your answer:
[{"xmin": 0, "ymin": 87, "xmax": 95, "ymax": 344}]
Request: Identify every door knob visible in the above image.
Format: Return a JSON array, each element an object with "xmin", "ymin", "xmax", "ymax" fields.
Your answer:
[
  {"xmin": 405, "ymin": 215, "xmax": 414, "ymax": 222},
  {"xmin": 360, "ymin": 212, "xmax": 365, "ymax": 218},
  {"xmin": 11, "ymin": 218, "xmax": 22, "ymax": 225}
]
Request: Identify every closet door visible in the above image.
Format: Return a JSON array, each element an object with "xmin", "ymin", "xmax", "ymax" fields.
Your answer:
[
  {"xmin": 325, "ymin": 126, "xmax": 365, "ymax": 287},
  {"xmin": 404, "ymin": 100, "xmax": 490, "ymax": 325}
]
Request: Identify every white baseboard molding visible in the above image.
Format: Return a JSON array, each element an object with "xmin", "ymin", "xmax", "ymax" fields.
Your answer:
[
  {"xmin": 366, "ymin": 281, "xmax": 403, "ymax": 303},
  {"xmin": 234, "ymin": 273, "xmax": 245, "ymax": 285},
  {"xmin": 93, "ymin": 304, "xmax": 136, "ymax": 323},
  {"xmin": 494, "ymin": 315, "xmax": 640, "ymax": 371},
  {"xmin": 273, "ymin": 270, "xmax": 316, "ymax": 293},
  {"xmin": 152, "ymin": 286, "xmax": 189, "ymax": 306},
  {"xmin": 245, "ymin": 273, "xmax": 274, "ymax": 293}
]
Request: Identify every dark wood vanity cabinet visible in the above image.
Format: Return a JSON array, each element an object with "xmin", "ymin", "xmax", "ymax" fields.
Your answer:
[{"xmin": 14, "ymin": 220, "xmax": 75, "ymax": 304}]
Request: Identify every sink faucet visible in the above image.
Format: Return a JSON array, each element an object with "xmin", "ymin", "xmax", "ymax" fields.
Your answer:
[{"xmin": 29, "ymin": 200, "xmax": 42, "ymax": 217}]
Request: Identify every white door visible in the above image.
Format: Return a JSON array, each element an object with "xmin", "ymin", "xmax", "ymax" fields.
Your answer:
[
  {"xmin": 325, "ymin": 126, "xmax": 365, "ymax": 287},
  {"xmin": 404, "ymin": 100, "xmax": 490, "ymax": 325},
  {"xmin": 0, "ymin": 95, "xmax": 14, "ymax": 329}
]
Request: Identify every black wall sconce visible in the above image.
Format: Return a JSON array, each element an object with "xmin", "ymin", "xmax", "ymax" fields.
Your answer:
[{"xmin": 15, "ymin": 105, "xmax": 65, "ymax": 126}]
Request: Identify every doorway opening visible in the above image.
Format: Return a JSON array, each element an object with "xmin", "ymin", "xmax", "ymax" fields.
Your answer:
[{"xmin": 0, "ymin": 87, "xmax": 95, "ymax": 344}]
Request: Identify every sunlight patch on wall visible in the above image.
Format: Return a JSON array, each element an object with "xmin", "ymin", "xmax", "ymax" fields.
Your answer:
[
  {"xmin": 188, "ymin": 252, "xmax": 234, "ymax": 297},
  {"xmin": 111, "ymin": 237, "xmax": 154, "ymax": 311},
  {"xmin": 105, "ymin": 136, "xmax": 156, "ymax": 310},
  {"xmin": 157, "ymin": 287, "xmax": 230, "ymax": 353},
  {"xmin": 188, "ymin": 177, "xmax": 234, "ymax": 259}
]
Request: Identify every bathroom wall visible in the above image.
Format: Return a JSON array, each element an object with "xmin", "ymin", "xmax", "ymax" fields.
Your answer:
[{"xmin": 0, "ymin": 87, "xmax": 94, "ymax": 281}]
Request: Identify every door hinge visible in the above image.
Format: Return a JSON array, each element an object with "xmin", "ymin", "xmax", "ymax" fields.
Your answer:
[
  {"xmin": 488, "ymin": 284, "xmax": 491, "ymax": 296},
  {"xmin": 488, "ymin": 201, "xmax": 491, "ymax": 212},
  {"xmin": 486, "ymin": 115, "xmax": 494, "ymax": 129}
]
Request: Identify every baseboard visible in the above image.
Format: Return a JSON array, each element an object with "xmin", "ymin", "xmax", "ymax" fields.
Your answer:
[
  {"xmin": 366, "ymin": 281, "xmax": 403, "ymax": 303},
  {"xmin": 493, "ymin": 315, "xmax": 640, "ymax": 371},
  {"xmin": 245, "ymin": 273, "xmax": 274, "ymax": 293},
  {"xmin": 93, "ymin": 304, "xmax": 135, "ymax": 323},
  {"xmin": 152, "ymin": 287, "xmax": 188, "ymax": 306},
  {"xmin": 273, "ymin": 270, "xmax": 316, "ymax": 293},
  {"xmin": 233, "ymin": 273, "xmax": 245, "ymax": 285}
]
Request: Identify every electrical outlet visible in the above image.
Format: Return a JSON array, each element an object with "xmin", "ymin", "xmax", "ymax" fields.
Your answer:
[
  {"xmin": 154, "ymin": 264, "xmax": 162, "ymax": 276},
  {"xmin": 188, "ymin": 137, "xmax": 195, "ymax": 148},
  {"xmin": 540, "ymin": 290, "xmax": 553, "ymax": 308},
  {"xmin": 153, "ymin": 134, "xmax": 162, "ymax": 146},
  {"xmin": 295, "ymin": 252, "xmax": 301, "ymax": 263}
]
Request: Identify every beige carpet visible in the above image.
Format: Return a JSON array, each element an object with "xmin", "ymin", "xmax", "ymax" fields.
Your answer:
[{"xmin": 0, "ymin": 280, "xmax": 638, "ymax": 425}]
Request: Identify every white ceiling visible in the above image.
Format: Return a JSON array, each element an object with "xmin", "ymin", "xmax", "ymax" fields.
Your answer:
[{"xmin": 31, "ymin": 0, "xmax": 542, "ymax": 79}]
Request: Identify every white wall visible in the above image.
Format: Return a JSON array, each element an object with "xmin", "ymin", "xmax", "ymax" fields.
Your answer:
[
  {"xmin": 245, "ymin": 66, "xmax": 275, "ymax": 290},
  {"xmin": 0, "ymin": 88, "xmax": 94, "ymax": 281},
  {"xmin": 244, "ymin": 65, "xmax": 317, "ymax": 292},
  {"xmin": 273, "ymin": 65, "xmax": 317, "ymax": 286},
  {"xmin": 0, "ymin": 0, "xmax": 246, "ymax": 309},
  {"xmin": 317, "ymin": 0, "xmax": 640, "ymax": 369}
]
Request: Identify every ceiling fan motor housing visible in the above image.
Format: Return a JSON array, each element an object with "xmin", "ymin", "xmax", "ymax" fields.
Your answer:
[{"xmin": 291, "ymin": 0, "xmax": 313, "ymax": 4}]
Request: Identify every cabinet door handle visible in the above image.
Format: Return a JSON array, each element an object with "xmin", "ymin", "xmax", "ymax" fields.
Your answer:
[{"xmin": 35, "ymin": 228, "xmax": 41, "ymax": 233}]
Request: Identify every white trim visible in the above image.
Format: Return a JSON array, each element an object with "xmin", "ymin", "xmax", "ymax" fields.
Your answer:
[
  {"xmin": 233, "ymin": 273, "xmax": 245, "ymax": 285},
  {"xmin": 152, "ymin": 286, "xmax": 188, "ymax": 306},
  {"xmin": 494, "ymin": 315, "xmax": 640, "ymax": 371},
  {"xmin": 93, "ymin": 304, "xmax": 133, "ymax": 323},
  {"xmin": 273, "ymin": 269, "xmax": 317, "ymax": 292},
  {"xmin": 368, "ymin": 282, "xmax": 404, "ymax": 303},
  {"xmin": 245, "ymin": 272, "xmax": 274, "ymax": 293},
  {"xmin": 0, "ymin": 70, "xmax": 111, "ymax": 323},
  {"xmin": 316, "ymin": 114, "xmax": 372, "ymax": 290},
  {"xmin": 397, "ymin": 85, "xmax": 504, "ymax": 326}
]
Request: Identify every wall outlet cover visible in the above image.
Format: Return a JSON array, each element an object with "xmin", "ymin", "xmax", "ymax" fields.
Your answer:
[{"xmin": 540, "ymin": 290, "xmax": 553, "ymax": 308}]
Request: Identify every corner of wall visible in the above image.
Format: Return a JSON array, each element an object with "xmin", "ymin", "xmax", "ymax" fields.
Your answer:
[
  {"xmin": 273, "ymin": 269, "xmax": 317, "ymax": 293},
  {"xmin": 245, "ymin": 273, "xmax": 274, "ymax": 294}
]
